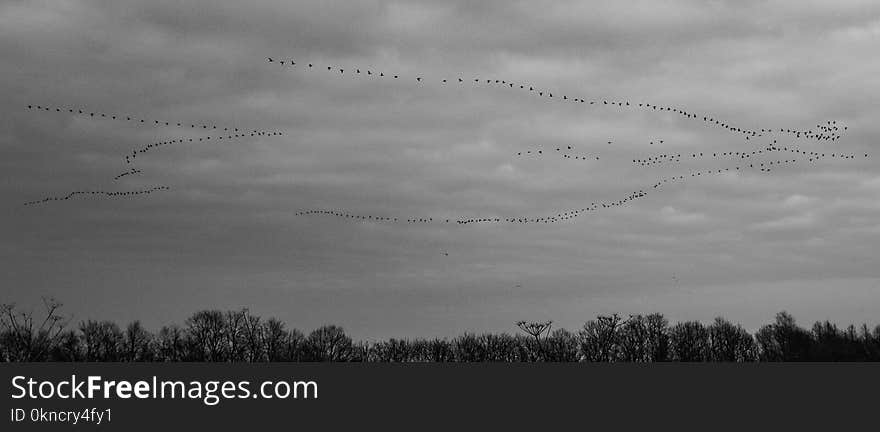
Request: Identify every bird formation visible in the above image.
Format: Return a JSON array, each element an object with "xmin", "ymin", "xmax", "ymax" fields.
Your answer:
[
  {"xmin": 294, "ymin": 150, "xmax": 816, "ymax": 226},
  {"xmin": 633, "ymin": 143, "xmax": 773, "ymax": 168},
  {"xmin": 649, "ymin": 159, "xmax": 801, "ymax": 190},
  {"xmin": 771, "ymin": 120, "xmax": 846, "ymax": 142},
  {"xmin": 23, "ymin": 104, "xmax": 282, "ymax": 206},
  {"xmin": 113, "ymin": 168, "xmax": 143, "ymax": 181},
  {"xmin": 125, "ymin": 131, "xmax": 283, "ymax": 164},
  {"xmin": 294, "ymin": 187, "xmax": 648, "ymax": 225},
  {"xmin": 634, "ymin": 140, "xmax": 861, "ymax": 168},
  {"xmin": 294, "ymin": 192, "xmax": 630, "ymax": 225},
  {"xmin": 267, "ymin": 57, "xmax": 847, "ymax": 144},
  {"xmin": 20, "ymin": 59, "xmax": 866, "ymax": 224},
  {"xmin": 25, "ymin": 104, "xmax": 268, "ymax": 135},
  {"xmin": 265, "ymin": 57, "xmax": 869, "ymax": 227},
  {"xmin": 516, "ymin": 145, "xmax": 599, "ymax": 161},
  {"xmin": 23, "ymin": 186, "xmax": 171, "ymax": 206}
]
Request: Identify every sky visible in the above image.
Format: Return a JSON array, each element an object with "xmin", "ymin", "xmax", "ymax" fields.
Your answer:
[{"xmin": 2, "ymin": 0, "xmax": 879, "ymax": 339}]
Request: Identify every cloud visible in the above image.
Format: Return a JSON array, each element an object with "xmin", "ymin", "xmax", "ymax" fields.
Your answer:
[
  {"xmin": 659, "ymin": 206, "xmax": 709, "ymax": 225},
  {"xmin": 750, "ymin": 211, "xmax": 819, "ymax": 231},
  {"xmin": 1, "ymin": 0, "xmax": 879, "ymax": 337},
  {"xmin": 782, "ymin": 194, "xmax": 814, "ymax": 208}
]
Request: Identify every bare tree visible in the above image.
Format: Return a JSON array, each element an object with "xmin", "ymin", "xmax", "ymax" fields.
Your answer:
[
  {"xmin": 668, "ymin": 321, "xmax": 709, "ymax": 362},
  {"xmin": 423, "ymin": 338, "xmax": 454, "ymax": 362},
  {"xmin": 0, "ymin": 298, "xmax": 69, "ymax": 361},
  {"xmin": 261, "ymin": 319, "xmax": 299, "ymax": 361},
  {"xmin": 369, "ymin": 338, "xmax": 415, "ymax": 362},
  {"xmin": 223, "ymin": 309, "xmax": 249, "ymax": 362},
  {"xmin": 452, "ymin": 333, "xmax": 488, "ymax": 361},
  {"xmin": 516, "ymin": 320, "xmax": 553, "ymax": 360},
  {"xmin": 123, "ymin": 321, "xmax": 154, "ymax": 362},
  {"xmin": 282, "ymin": 328, "xmax": 307, "ymax": 361},
  {"xmin": 543, "ymin": 328, "xmax": 579, "ymax": 362},
  {"xmin": 577, "ymin": 314, "xmax": 625, "ymax": 362},
  {"xmin": 707, "ymin": 317, "xmax": 756, "ymax": 362},
  {"xmin": 481, "ymin": 333, "xmax": 521, "ymax": 361},
  {"xmin": 155, "ymin": 325, "xmax": 186, "ymax": 361},
  {"xmin": 5, "ymin": 300, "xmax": 879, "ymax": 363},
  {"xmin": 644, "ymin": 313, "xmax": 670, "ymax": 362},
  {"xmin": 617, "ymin": 315, "xmax": 650, "ymax": 362},
  {"xmin": 240, "ymin": 312, "xmax": 265, "ymax": 362},
  {"xmin": 50, "ymin": 330, "xmax": 82, "ymax": 361},
  {"xmin": 79, "ymin": 320, "xmax": 123, "ymax": 361},
  {"xmin": 756, "ymin": 312, "xmax": 813, "ymax": 361},
  {"xmin": 306, "ymin": 325, "xmax": 353, "ymax": 361},
  {"xmin": 185, "ymin": 310, "xmax": 226, "ymax": 361}
]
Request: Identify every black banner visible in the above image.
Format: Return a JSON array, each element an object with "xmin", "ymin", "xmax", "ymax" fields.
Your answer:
[{"xmin": 2, "ymin": 363, "xmax": 877, "ymax": 430}]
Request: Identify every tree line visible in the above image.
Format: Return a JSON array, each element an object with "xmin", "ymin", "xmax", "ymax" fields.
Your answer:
[{"xmin": 2, "ymin": 298, "xmax": 878, "ymax": 362}]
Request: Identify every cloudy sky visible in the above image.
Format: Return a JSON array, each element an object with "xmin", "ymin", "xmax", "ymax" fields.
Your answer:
[{"xmin": 2, "ymin": 0, "xmax": 879, "ymax": 339}]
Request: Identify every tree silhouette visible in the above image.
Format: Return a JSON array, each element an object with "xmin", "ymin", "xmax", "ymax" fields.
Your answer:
[
  {"xmin": 516, "ymin": 320, "xmax": 553, "ymax": 360},
  {"xmin": 0, "ymin": 297, "xmax": 68, "ymax": 361},
  {"xmin": 155, "ymin": 325, "xmax": 187, "ymax": 361},
  {"xmin": 370, "ymin": 338, "xmax": 415, "ymax": 362},
  {"xmin": 707, "ymin": 317, "xmax": 756, "ymax": 362},
  {"xmin": 262, "ymin": 318, "xmax": 303, "ymax": 361},
  {"xmin": 452, "ymin": 333, "xmax": 488, "ymax": 362},
  {"xmin": 756, "ymin": 312, "xmax": 813, "ymax": 361},
  {"xmin": 49, "ymin": 330, "xmax": 82, "ymax": 361},
  {"xmin": 618, "ymin": 315, "xmax": 651, "ymax": 362},
  {"xmin": 543, "ymin": 328, "xmax": 579, "ymax": 361},
  {"xmin": 2, "ymin": 301, "xmax": 878, "ymax": 362},
  {"xmin": 578, "ymin": 314, "xmax": 625, "ymax": 362},
  {"xmin": 644, "ymin": 313, "xmax": 671, "ymax": 362},
  {"xmin": 669, "ymin": 321, "xmax": 709, "ymax": 362},
  {"xmin": 424, "ymin": 338, "xmax": 454, "ymax": 362},
  {"xmin": 185, "ymin": 310, "xmax": 226, "ymax": 361},
  {"xmin": 306, "ymin": 325, "xmax": 353, "ymax": 361},
  {"xmin": 482, "ymin": 333, "xmax": 522, "ymax": 361},
  {"xmin": 80, "ymin": 320, "xmax": 123, "ymax": 361},
  {"xmin": 123, "ymin": 321, "xmax": 154, "ymax": 362}
]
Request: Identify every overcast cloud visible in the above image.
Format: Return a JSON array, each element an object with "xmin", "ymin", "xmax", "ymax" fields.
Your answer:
[{"xmin": 2, "ymin": 0, "xmax": 879, "ymax": 338}]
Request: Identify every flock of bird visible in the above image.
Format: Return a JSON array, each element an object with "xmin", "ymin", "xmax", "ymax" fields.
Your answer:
[
  {"xmin": 267, "ymin": 56, "xmax": 867, "ymax": 226},
  {"xmin": 516, "ymin": 145, "xmax": 598, "ymax": 161},
  {"xmin": 266, "ymin": 57, "xmax": 847, "ymax": 143},
  {"xmin": 19, "ymin": 57, "xmax": 868, "ymax": 224},
  {"xmin": 634, "ymin": 140, "xmax": 865, "ymax": 168},
  {"xmin": 22, "ymin": 104, "xmax": 281, "ymax": 206},
  {"xmin": 126, "ymin": 131, "xmax": 282, "ymax": 164},
  {"xmin": 289, "ymin": 149, "xmax": 832, "ymax": 226},
  {"xmin": 23, "ymin": 186, "xmax": 170, "ymax": 206},
  {"xmin": 25, "ymin": 104, "xmax": 266, "ymax": 134},
  {"xmin": 289, "ymin": 158, "xmax": 781, "ymax": 226},
  {"xmin": 295, "ymin": 133, "xmax": 871, "ymax": 225},
  {"xmin": 113, "ymin": 168, "xmax": 142, "ymax": 181}
]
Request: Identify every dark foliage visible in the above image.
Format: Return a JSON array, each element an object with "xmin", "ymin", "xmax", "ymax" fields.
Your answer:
[
  {"xmin": 755, "ymin": 312, "xmax": 814, "ymax": 361},
  {"xmin": 1, "ymin": 301, "xmax": 878, "ymax": 362}
]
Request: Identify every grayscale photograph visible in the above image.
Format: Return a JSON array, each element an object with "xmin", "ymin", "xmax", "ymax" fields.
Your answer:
[{"xmin": 3, "ymin": 0, "xmax": 879, "ymax": 366}]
